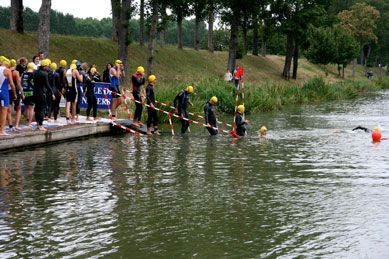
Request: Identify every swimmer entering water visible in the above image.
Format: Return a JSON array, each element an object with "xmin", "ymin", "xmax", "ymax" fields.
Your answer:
[{"xmin": 258, "ymin": 126, "xmax": 267, "ymax": 139}]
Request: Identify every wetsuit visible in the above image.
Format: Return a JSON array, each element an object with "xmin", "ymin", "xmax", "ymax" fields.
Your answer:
[
  {"xmin": 0, "ymin": 67, "xmax": 10, "ymax": 107},
  {"xmin": 109, "ymin": 68, "xmax": 120, "ymax": 98},
  {"xmin": 48, "ymin": 70, "xmax": 61, "ymax": 120},
  {"xmin": 84, "ymin": 73, "xmax": 101, "ymax": 118},
  {"xmin": 352, "ymin": 126, "xmax": 372, "ymax": 133},
  {"xmin": 146, "ymin": 83, "xmax": 158, "ymax": 128},
  {"xmin": 132, "ymin": 73, "xmax": 145, "ymax": 122},
  {"xmin": 21, "ymin": 71, "xmax": 34, "ymax": 106},
  {"xmin": 65, "ymin": 68, "xmax": 77, "ymax": 103},
  {"xmin": 16, "ymin": 64, "xmax": 25, "ymax": 76},
  {"xmin": 9, "ymin": 70, "xmax": 21, "ymax": 106},
  {"xmin": 204, "ymin": 101, "xmax": 218, "ymax": 135},
  {"xmin": 56, "ymin": 67, "xmax": 67, "ymax": 94},
  {"xmin": 174, "ymin": 89, "xmax": 190, "ymax": 134},
  {"xmin": 235, "ymin": 112, "xmax": 246, "ymax": 136},
  {"xmin": 33, "ymin": 68, "xmax": 53, "ymax": 126},
  {"xmin": 76, "ymin": 69, "xmax": 84, "ymax": 115}
]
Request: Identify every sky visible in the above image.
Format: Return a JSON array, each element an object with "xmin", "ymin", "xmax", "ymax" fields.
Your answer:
[{"xmin": 0, "ymin": 0, "xmax": 114, "ymax": 20}]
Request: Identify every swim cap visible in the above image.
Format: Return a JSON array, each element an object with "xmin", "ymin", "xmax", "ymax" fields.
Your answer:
[
  {"xmin": 90, "ymin": 67, "xmax": 97, "ymax": 73},
  {"xmin": 115, "ymin": 59, "xmax": 122, "ymax": 65},
  {"xmin": 238, "ymin": 105, "xmax": 244, "ymax": 112},
  {"xmin": 261, "ymin": 126, "xmax": 267, "ymax": 133},
  {"xmin": 148, "ymin": 75, "xmax": 156, "ymax": 82},
  {"xmin": 187, "ymin": 86, "xmax": 194, "ymax": 93},
  {"xmin": 137, "ymin": 66, "xmax": 144, "ymax": 72},
  {"xmin": 51, "ymin": 63, "xmax": 57, "ymax": 70},
  {"xmin": 210, "ymin": 96, "xmax": 218, "ymax": 103},
  {"xmin": 27, "ymin": 63, "xmax": 34, "ymax": 70},
  {"xmin": 75, "ymin": 61, "xmax": 81, "ymax": 67},
  {"xmin": 2, "ymin": 58, "xmax": 10, "ymax": 66},
  {"xmin": 60, "ymin": 60, "xmax": 67, "ymax": 67},
  {"xmin": 10, "ymin": 59, "xmax": 17, "ymax": 67},
  {"xmin": 70, "ymin": 64, "xmax": 77, "ymax": 69},
  {"xmin": 71, "ymin": 59, "xmax": 78, "ymax": 64},
  {"xmin": 374, "ymin": 127, "xmax": 379, "ymax": 131}
]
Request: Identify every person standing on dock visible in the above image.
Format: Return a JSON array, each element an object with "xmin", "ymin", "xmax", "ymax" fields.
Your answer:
[
  {"xmin": 22, "ymin": 63, "xmax": 35, "ymax": 127},
  {"xmin": 0, "ymin": 59, "xmax": 17, "ymax": 136},
  {"xmin": 75, "ymin": 61, "xmax": 85, "ymax": 120},
  {"xmin": 65, "ymin": 64, "xmax": 80, "ymax": 124},
  {"xmin": 234, "ymin": 105, "xmax": 249, "ymax": 137},
  {"xmin": 109, "ymin": 60, "xmax": 123, "ymax": 121},
  {"xmin": 8, "ymin": 59, "xmax": 25, "ymax": 131},
  {"xmin": 83, "ymin": 67, "xmax": 101, "ymax": 121},
  {"xmin": 48, "ymin": 63, "xmax": 61, "ymax": 122},
  {"xmin": 56, "ymin": 60, "xmax": 67, "ymax": 98},
  {"xmin": 132, "ymin": 66, "xmax": 145, "ymax": 127},
  {"xmin": 204, "ymin": 96, "xmax": 218, "ymax": 136},
  {"xmin": 146, "ymin": 75, "xmax": 159, "ymax": 135},
  {"xmin": 33, "ymin": 59, "xmax": 55, "ymax": 131},
  {"xmin": 174, "ymin": 86, "xmax": 194, "ymax": 135}
]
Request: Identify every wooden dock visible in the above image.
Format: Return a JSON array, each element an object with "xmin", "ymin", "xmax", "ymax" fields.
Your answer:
[{"xmin": 0, "ymin": 117, "xmax": 154, "ymax": 151}]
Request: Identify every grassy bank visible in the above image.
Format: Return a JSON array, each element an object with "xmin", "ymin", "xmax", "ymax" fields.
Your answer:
[{"xmin": 2, "ymin": 29, "xmax": 388, "ymax": 123}]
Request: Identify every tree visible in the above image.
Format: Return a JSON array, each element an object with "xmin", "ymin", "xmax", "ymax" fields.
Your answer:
[
  {"xmin": 207, "ymin": 0, "xmax": 215, "ymax": 52},
  {"xmin": 139, "ymin": 0, "xmax": 145, "ymax": 46},
  {"xmin": 338, "ymin": 3, "xmax": 380, "ymax": 75},
  {"xmin": 38, "ymin": 0, "xmax": 51, "ymax": 57},
  {"xmin": 10, "ymin": 0, "xmax": 23, "ymax": 33},
  {"xmin": 169, "ymin": 0, "xmax": 191, "ymax": 49},
  {"xmin": 147, "ymin": 0, "xmax": 158, "ymax": 76},
  {"xmin": 192, "ymin": 0, "xmax": 207, "ymax": 51},
  {"xmin": 111, "ymin": 0, "xmax": 120, "ymax": 40},
  {"xmin": 305, "ymin": 26, "xmax": 336, "ymax": 77},
  {"xmin": 158, "ymin": 1, "xmax": 169, "ymax": 48}
]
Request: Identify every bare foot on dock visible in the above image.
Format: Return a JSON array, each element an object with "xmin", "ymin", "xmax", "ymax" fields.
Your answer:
[
  {"xmin": 112, "ymin": 118, "xmax": 119, "ymax": 121},
  {"xmin": 153, "ymin": 130, "xmax": 160, "ymax": 135},
  {"xmin": 15, "ymin": 126, "xmax": 22, "ymax": 130},
  {"xmin": 37, "ymin": 126, "xmax": 47, "ymax": 131},
  {"xmin": 132, "ymin": 122, "xmax": 139, "ymax": 127},
  {"xmin": 0, "ymin": 131, "xmax": 10, "ymax": 136},
  {"xmin": 94, "ymin": 117, "xmax": 101, "ymax": 121},
  {"xmin": 138, "ymin": 121, "xmax": 144, "ymax": 126},
  {"xmin": 86, "ymin": 117, "xmax": 93, "ymax": 121},
  {"xmin": 54, "ymin": 120, "xmax": 60, "ymax": 123}
]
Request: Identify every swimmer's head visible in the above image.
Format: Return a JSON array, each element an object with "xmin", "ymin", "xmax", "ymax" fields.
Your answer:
[{"xmin": 260, "ymin": 126, "xmax": 267, "ymax": 135}]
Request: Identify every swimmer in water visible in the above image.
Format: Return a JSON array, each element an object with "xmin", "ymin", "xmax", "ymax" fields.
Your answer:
[{"xmin": 258, "ymin": 126, "xmax": 267, "ymax": 138}]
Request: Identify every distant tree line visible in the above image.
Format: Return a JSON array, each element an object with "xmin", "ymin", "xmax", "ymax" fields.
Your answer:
[{"xmin": 3, "ymin": 0, "xmax": 389, "ymax": 80}]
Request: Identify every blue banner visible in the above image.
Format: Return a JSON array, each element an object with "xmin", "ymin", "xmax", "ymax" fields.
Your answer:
[{"xmin": 80, "ymin": 82, "xmax": 112, "ymax": 110}]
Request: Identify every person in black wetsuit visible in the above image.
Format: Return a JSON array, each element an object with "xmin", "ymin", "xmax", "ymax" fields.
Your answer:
[
  {"xmin": 48, "ymin": 63, "xmax": 61, "ymax": 122},
  {"xmin": 174, "ymin": 86, "xmax": 194, "ymax": 135},
  {"xmin": 33, "ymin": 59, "xmax": 55, "ymax": 131},
  {"xmin": 56, "ymin": 60, "xmax": 67, "ymax": 97},
  {"xmin": 235, "ymin": 105, "xmax": 249, "ymax": 137},
  {"xmin": 22, "ymin": 63, "xmax": 35, "ymax": 127},
  {"xmin": 83, "ymin": 67, "xmax": 101, "ymax": 121},
  {"xmin": 75, "ymin": 61, "xmax": 86, "ymax": 120},
  {"xmin": 146, "ymin": 75, "xmax": 159, "ymax": 135},
  {"xmin": 204, "ymin": 96, "xmax": 218, "ymax": 136},
  {"xmin": 132, "ymin": 66, "xmax": 145, "ymax": 127}
]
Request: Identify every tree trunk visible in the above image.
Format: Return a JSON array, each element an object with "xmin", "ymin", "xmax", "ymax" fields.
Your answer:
[
  {"xmin": 242, "ymin": 15, "xmax": 248, "ymax": 54},
  {"xmin": 10, "ymin": 0, "xmax": 23, "ymax": 33},
  {"xmin": 38, "ymin": 0, "xmax": 51, "ymax": 58},
  {"xmin": 292, "ymin": 38, "xmax": 299, "ymax": 80},
  {"xmin": 282, "ymin": 34, "xmax": 294, "ymax": 79},
  {"xmin": 194, "ymin": 16, "xmax": 200, "ymax": 51},
  {"xmin": 147, "ymin": 0, "xmax": 158, "ymax": 76},
  {"xmin": 111, "ymin": 0, "xmax": 120, "ymax": 41},
  {"xmin": 227, "ymin": 13, "xmax": 239, "ymax": 73},
  {"xmin": 343, "ymin": 65, "xmax": 345, "ymax": 78},
  {"xmin": 160, "ymin": 6, "xmax": 167, "ymax": 48},
  {"xmin": 387, "ymin": 64, "xmax": 389, "ymax": 76},
  {"xmin": 252, "ymin": 21, "xmax": 258, "ymax": 56},
  {"xmin": 177, "ymin": 17, "xmax": 183, "ymax": 49},
  {"xmin": 261, "ymin": 39, "xmax": 266, "ymax": 57},
  {"xmin": 379, "ymin": 64, "xmax": 383, "ymax": 78},
  {"xmin": 352, "ymin": 58, "xmax": 356, "ymax": 77},
  {"xmin": 365, "ymin": 44, "xmax": 371, "ymax": 71},
  {"xmin": 139, "ymin": 0, "xmax": 145, "ymax": 46},
  {"xmin": 324, "ymin": 65, "xmax": 327, "ymax": 77},
  {"xmin": 118, "ymin": 0, "xmax": 131, "ymax": 85},
  {"xmin": 360, "ymin": 47, "xmax": 365, "ymax": 65},
  {"xmin": 208, "ymin": 1, "xmax": 214, "ymax": 53},
  {"xmin": 337, "ymin": 64, "xmax": 341, "ymax": 77},
  {"xmin": 160, "ymin": 30, "xmax": 166, "ymax": 48}
]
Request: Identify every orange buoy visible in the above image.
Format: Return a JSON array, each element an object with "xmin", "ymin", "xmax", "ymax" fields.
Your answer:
[{"xmin": 372, "ymin": 127, "xmax": 382, "ymax": 142}]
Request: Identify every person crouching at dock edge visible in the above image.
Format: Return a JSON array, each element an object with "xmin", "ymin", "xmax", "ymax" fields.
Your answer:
[
  {"xmin": 83, "ymin": 67, "xmax": 101, "ymax": 121},
  {"xmin": 204, "ymin": 96, "xmax": 218, "ymax": 136},
  {"xmin": 109, "ymin": 60, "xmax": 124, "ymax": 121},
  {"xmin": 33, "ymin": 59, "xmax": 55, "ymax": 131},
  {"xmin": 235, "ymin": 105, "xmax": 249, "ymax": 137},
  {"xmin": 146, "ymin": 75, "xmax": 159, "ymax": 135},
  {"xmin": 0, "ymin": 58, "xmax": 17, "ymax": 136}
]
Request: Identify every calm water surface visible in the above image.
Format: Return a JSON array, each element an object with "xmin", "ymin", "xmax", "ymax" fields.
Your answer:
[{"xmin": 1, "ymin": 91, "xmax": 389, "ymax": 258}]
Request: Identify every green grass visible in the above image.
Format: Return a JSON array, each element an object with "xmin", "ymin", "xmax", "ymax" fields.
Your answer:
[{"xmin": 1, "ymin": 29, "xmax": 388, "ymax": 122}]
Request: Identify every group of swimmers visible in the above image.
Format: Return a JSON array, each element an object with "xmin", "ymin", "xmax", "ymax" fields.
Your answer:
[{"xmin": 0, "ymin": 53, "xmax": 267, "ymax": 137}]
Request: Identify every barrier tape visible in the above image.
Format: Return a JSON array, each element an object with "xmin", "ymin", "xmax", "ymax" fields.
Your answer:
[
  {"xmin": 123, "ymin": 89, "xmax": 235, "ymax": 128},
  {"xmin": 104, "ymin": 88, "xmax": 232, "ymax": 135},
  {"xmin": 168, "ymin": 114, "xmax": 174, "ymax": 136},
  {"xmin": 233, "ymin": 86, "xmax": 239, "ymax": 128}
]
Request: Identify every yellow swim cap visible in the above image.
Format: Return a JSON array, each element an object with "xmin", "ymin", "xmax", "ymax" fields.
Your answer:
[
  {"xmin": 60, "ymin": 60, "xmax": 67, "ymax": 67},
  {"xmin": 187, "ymin": 86, "xmax": 194, "ymax": 93},
  {"xmin": 374, "ymin": 127, "xmax": 379, "ymax": 131},
  {"xmin": 238, "ymin": 105, "xmax": 245, "ymax": 112},
  {"xmin": 91, "ymin": 67, "xmax": 97, "ymax": 73},
  {"xmin": 41, "ymin": 59, "xmax": 50, "ymax": 66},
  {"xmin": 2, "ymin": 58, "xmax": 10, "ymax": 66},
  {"xmin": 0, "ymin": 56, "xmax": 5, "ymax": 62},
  {"xmin": 261, "ymin": 126, "xmax": 267, "ymax": 133},
  {"xmin": 148, "ymin": 75, "xmax": 156, "ymax": 82},
  {"xmin": 70, "ymin": 64, "xmax": 77, "ymax": 69},
  {"xmin": 71, "ymin": 59, "xmax": 78, "ymax": 64},
  {"xmin": 115, "ymin": 59, "xmax": 122, "ymax": 65},
  {"xmin": 46, "ymin": 59, "xmax": 51, "ymax": 65},
  {"xmin": 137, "ymin": 66, "xmax": 144, "ymax": 72},
  {"xmin": 51, "ymin": 63, "xmax": 57, "ymax": 70},
  {"xmin": 210, "ymin": 96, "xmax": 218, "ymax": 103},
  {"xmin": 27, "ymin": 63, "xmax": 34, "ymax": 70},
  {"xmin": 10, "ymin": 59, "xmax": 17, "ymax": 67}
]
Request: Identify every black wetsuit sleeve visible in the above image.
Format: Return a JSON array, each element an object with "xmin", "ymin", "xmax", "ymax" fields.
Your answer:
[
  {"xmin": 146, "ymin": 85, "xmax": 151, "ymax": 104},
  {"xmin": 83, "ymin": 74, "xmax": 91, "ymax": 93},
  {"xmin": 204, "ymin": 103, "xmax": 209, "ymax": 124},
  {"xmin": 44, "ymin": 72, "xmax": 53, "ymax": 95},
  {"xmin": 235, "ymin": 113, "xmax": 245, "ymax": 126},
  {"xmin": 54, "ymin": 73, "xmax": 61, "ymax": 94},
  {"xmin": 174, "ymin": 92, "xmax": 181, "ymax": 108},
  {"xmin": 27, "ymin": 73, "xmax": 34, "ymax": 89}
]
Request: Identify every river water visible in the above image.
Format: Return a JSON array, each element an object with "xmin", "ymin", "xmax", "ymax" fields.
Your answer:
[{"xmin": 1, "ymin": 91, "xmax": 388, "ymax": 258}]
